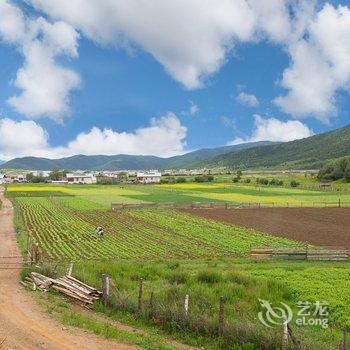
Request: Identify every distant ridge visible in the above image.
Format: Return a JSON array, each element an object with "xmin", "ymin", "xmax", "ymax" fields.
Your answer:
[
  {"xmin": 0, "ymin": 141, "xmax": 274, "ymax": 171},
  {"xmin": 2, "ymin": 123, "xmax": 349, "ymax": 171},
  {"xmin": 207, "ymin": 123, "xmax": 350, "ymax": 169}
]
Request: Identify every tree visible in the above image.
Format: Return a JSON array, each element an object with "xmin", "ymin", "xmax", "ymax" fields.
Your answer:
[
  {"xmin": 345, "ymin": 165, "xmax": 350, "ymax": 182},
  {"xmin": 49, "ymin": 168, "xmax": 61, "ymax": 181},
  {"xmin": 117, "ymin": 172, "xmax": 128, "ymax": 183},
  {"xmin": 26, "ymin": 172, "xmax": 34, "ymax": 182},
  {"xmin": 290, "ymin": 180, "xmax": 300, "ymax": 188}
]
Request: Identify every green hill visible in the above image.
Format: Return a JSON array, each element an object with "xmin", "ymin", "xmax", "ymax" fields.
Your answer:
[
  {"xmin": 0, "ymin": 141, "xmax": 273, "ymax": 170},
  {"xmin": 208, "ymin": 124, "xmax": 350, "ymax": 169}
]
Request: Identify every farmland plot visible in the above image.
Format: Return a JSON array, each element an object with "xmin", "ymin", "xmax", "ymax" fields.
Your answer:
[{"xmin": 13, "ymin": 196, "xmax": 300, "ymax": 260}]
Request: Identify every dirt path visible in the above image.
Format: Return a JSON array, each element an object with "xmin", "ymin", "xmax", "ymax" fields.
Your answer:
[
  {"xmin": 0, "ymin": 187, "xmax": 135, "ymax": 350},
  {"xmin": 181, "ymin": 207, "xmax": 350, "ymax": 247}
]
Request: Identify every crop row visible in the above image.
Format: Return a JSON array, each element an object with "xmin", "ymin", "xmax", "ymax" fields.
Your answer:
[{"xmin": 14, "ymin": 197, "xmax": 301, "ymax": 261}]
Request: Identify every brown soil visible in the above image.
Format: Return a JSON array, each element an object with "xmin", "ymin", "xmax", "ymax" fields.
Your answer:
[
  {"xmin": 0, "ymin": 187, "xmax": 135, "ymax": 350},
  {"xmin": 181, "ymin": 207, "xmax": 350, "ymax": 247}
]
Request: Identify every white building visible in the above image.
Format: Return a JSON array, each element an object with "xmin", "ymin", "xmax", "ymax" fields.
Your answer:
[
  {"xmin": 136, "ymin": 171, "xmax": 161, "ymax": 184},
  {"xmin": 31, "ymin": 170, "xmax": 51, "ymax": 178},
  {"xmin": 3, "ymin": 174, "xmax": 26, "ymax": 183},
  {"xmin": 0, "ymin": 174, "xmax": 6, "ymax": 184},
  {"xmin": 66, "ymin": 172, "xmax": 97, "ymax": 184}
]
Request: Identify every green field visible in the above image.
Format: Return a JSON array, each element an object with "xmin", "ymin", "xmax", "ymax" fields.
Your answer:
[
  {"xmin": 13, "ymin": 195, "xmax": 301, "ymax": 260},
  {"xmin": 7, "ymin": 181, "xmax": 350, "ymax": 208},
  {"xmin": 7, "ymin": 183, "xmax": 350, "ymax": 349}
]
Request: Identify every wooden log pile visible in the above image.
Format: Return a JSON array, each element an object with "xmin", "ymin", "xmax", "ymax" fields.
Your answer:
[{"xmin": 25, "ymin": 272, "xmax": 102, "ymax": 305}]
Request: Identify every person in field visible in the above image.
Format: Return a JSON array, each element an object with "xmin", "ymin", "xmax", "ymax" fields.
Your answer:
[{"xmin": 96, "ymin": 226, "xmax": 104, "ymax": 237}]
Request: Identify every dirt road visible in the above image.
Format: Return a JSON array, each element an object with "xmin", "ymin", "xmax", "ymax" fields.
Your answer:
[
  {"xmin": 0, "ymin": 187, "xmax": 135, "ymax": 350},
  {"xmin": 181, "ymin": 207, "xmax": 350, "ymax": 247}
]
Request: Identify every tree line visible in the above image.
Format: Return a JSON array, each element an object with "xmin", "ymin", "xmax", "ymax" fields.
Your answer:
[{"xmin": 318, "ymin": 157, "xmax": 350, "ymax": 182}]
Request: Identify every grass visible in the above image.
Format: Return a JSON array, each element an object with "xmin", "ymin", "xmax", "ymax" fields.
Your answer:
[
  {"xmin": 8, "ymin": 183, "xmax": 350, "ymax": 349},
  {"xmin": 31, "ymin": 258, "xmax": 349, "ymax": 349},
  {"xmin": 6, "ymin": 181, "xmax": 350, "ymax": 209},
  {"xmin": 32, "ymin": 290, "xmax": 177, "ymax": 350}
]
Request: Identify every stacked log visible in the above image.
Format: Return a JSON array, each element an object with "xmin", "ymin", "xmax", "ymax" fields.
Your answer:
[
  {"xmin": 25, "ymin": 272, "xmax": 102, "ymax": 305},
  {"xmin": 251, "ymin": 247, "xmax": 273, "ymax": 259}
]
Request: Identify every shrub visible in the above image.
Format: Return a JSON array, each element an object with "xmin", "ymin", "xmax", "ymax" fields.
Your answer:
[
  {"xmin": 256, "ymin": 178, "xmax": 269, "ymax": 185},
  {"xmin": 345, "ymin": 166, "xmax": 350, "ymax": 182},
  {"xmin": 194, "ymin": 175, "xmax": 214, "ymax": 183},
  {"xmin": 176, "ymin": 177, "xmax": 187, "ymax": 183},
  {"xmin": 244, "ymin": 178, "xmax": 251, "ymax": 183},
  {"xmin": 197, "ymin": 269, "xmax": 222, "ymax": 284},
  {"xmin": 167, "ymin": 177, "xmax": 176, "ymax": 184},
  {"xmin": 232, "ymin": 177, "xmax": 240, "ymax": 183},
  {"xmin": 269, "ymin": 178, "xmax": 283, "ymax": 186},
  {"xmin": 318, "ymin": 156, "xmax": 350, "ymax": 181},
  {"xmin": 168, "ymin": 271, "xmax": 188, "ymax": 285},
  {"xmin": 194, "ymin": 176, "xmax": 205, "ymax": 183},
  {"xmin": 166, "ymin": 261, "xmax": 180, "ymax": 270},
  {"xmin": 290, "ymin": 180, "xmax": 300, "ymax": 187}
]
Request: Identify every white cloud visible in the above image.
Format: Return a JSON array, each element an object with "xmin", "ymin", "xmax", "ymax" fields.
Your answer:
[
  {"xmin": 0, "ymin": 118, "xmax": 48, "ymax": 159},
  {"xmin": 236, "ymin": 92, "xmax": 259, "ymax": 107},
  {"xmin": 220, "ymin": 116, "xmax": 236, "ymax": 129},
  {"xmin": 28, "ymin": 0, "xmax": 259, "ymax": 89},
  {"xmin": 0, "ymin": 1, "xmax": 80, "ymax": 121},
  {"xmin": 228, "ymin": 114, "xmax": 313, "ymax": 145},
  {"xmin": 189, "ymin": 102, "xmax": 199, "ymax": 116},
  {"xmin": 0, "ymin": 113, "xmax": 187, "ymax": 160},
  {"xmin": 275, "ymin": 3, "xmax": 350, "ymax": 122},
  {"xmin": 182, "ymin": 101, "xmax": 199, "ymax": 116},
  {"xmin": 1, "ymin": 0, "xmax": 350, "ymax": 122}
]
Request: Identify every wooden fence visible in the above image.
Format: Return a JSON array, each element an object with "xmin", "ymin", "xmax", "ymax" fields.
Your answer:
[
  {"xmin": 251, "ymin": 247, "xmax": 350, "ymax": 261},
  {"xmin": 111, "ymin": 200, "xmax": 350, "ymax": 210},
  {"xmin": 111, "ymin": 202, "xmax": 231, "ymax": 210}
]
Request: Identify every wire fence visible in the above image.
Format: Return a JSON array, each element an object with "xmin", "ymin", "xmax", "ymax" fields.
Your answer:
[{"xmin": 111, "ymin": 200, "xmax": 350, "ymax": 210}]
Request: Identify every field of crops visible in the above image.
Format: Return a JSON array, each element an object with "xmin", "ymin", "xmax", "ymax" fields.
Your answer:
[
  {"xmin": 13, "ymin": 195, "xmax": 301, "ymax": 260},
  {"xmin": 8, "ymin": 183, "xmax": 350, "ymax": 348},
  {"xmin": 6, "ymin": 182, "xmax": 350, "ymax": 208}
]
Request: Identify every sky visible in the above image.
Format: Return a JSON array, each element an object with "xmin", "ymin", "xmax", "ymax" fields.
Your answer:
[{"xmin": 0, "ymin": 0, "xmax": 350, "ymax": 160}]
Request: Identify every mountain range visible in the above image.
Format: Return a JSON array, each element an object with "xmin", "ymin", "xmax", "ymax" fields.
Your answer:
[
  {"xmin": 0, "ymin": 141, "xmax": 274, "ymax": 171},
  {"xmin": 206, "ymin": 123, "xmax": 350, "ymax": 170},
  {"xmin": 1, "ymin": 123, "xmax": 350, "ymax": 171}
]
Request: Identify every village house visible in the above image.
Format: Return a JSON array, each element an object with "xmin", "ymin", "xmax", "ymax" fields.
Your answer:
[
  {"xmin": 136, "ymin": 171, "xmax": 161, "ymax": 184},
  {"xmin": 0, "ymin": 174, "xmax": 6, "ymax": 184},
  {"xmin": 66, "ymin": 172, "xmax": 97, "ymax": 184},
  {"xmin": 3, "ymin": 173, "xmax": 27, "ymax": 183}
]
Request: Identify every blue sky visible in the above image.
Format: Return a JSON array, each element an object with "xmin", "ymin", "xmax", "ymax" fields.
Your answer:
[{"xmin": 0, "ymin": 0, "xmax": 349, "ymax": 159}]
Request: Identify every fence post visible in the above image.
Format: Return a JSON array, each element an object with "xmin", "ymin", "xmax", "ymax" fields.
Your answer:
[
  {"xmin": 102, "ymin": 274, "xmax": 110, "ymax": 306},
  {"xmin": 27, "ymin": 235, "xmax": 32, "ymax": 265},
  {"xmin": 184, "ymin": 294, "xmax": 189, "ymax": 316},
  {"xmin": 137, "ymin": 278, "xmax": 143, "ymax": 314},
  {"xmin": 218, "ymin": 296, "xmax": 225, "ymax": 336},
  {"xmin": 282, "ymin": 316, "xmax": 289, "ymax": 346},
  {"xmin": 342, "ymin": 329, "xmax": 348, "ymax": 350},
  {"xmin": 339, "ymin": 198, "xmax": 341, "ymax": 208},
  {"xmin": 149, "ymin": 291, "xmax": 154, "ymax": 316},
  {"xmin": 67, "ymin": 262, "xmax": 74, "ymax": 276}
]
